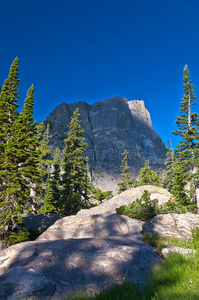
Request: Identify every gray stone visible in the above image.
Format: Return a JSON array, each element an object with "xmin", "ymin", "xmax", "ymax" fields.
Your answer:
[
  {"xmin": 161, "ymin": 246, "xmax": 196, "ymax": 258},
  {"xmin": 44, "ymin": 97, "xmax": 167, "ymax": 189},
  {"xmin": 0, "ymin": 185, "xmax": 169, "ymax": 299},
  {"xmin": 142, "ymin": 213, "xmax": 199, "ymax": 240}
]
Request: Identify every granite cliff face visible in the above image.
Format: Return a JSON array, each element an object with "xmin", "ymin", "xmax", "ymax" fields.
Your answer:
[{"xmin": 44, "ymin": 97, "xmax": 166, "ymax": 179}]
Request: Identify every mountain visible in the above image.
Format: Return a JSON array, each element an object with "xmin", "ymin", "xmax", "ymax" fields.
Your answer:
[{"xmin": 44, "ymin": 96, "xmax": 167, "ymax": 189}]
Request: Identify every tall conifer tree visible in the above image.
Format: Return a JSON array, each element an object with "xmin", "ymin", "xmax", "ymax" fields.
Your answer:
[
  {"xmin": 0, "ymin": 58, "xmax": 20, "ymax": 198},
  {"xmin": 62, "ymin": 109, "xmax": 89, "ymax": 215},
  {"xmin": 172, "ymin": 65, "xmax": 199, "ymax": 202},
  {"xmin": 51, "ymin": 147, "xmax": 61, "ymax": 209},
  {"xmin": 0, "ymin": 85, "xmax": 39, "ymax": 235}
]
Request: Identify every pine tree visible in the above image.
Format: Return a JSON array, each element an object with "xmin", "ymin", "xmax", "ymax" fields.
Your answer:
[
  {"xmin": 163, "ymin": 139, "xmax": 175, "ymax": 191},
  {"xmin": 51, "ymin": 147, "xmax": 61, "ymax": 209},
  {"xmin": 61, "ymin": 109, "xmax": 90, "ymax": 215},
  {"xmin": 117, "ymin": 150, "xmax": 133, "ymax": 193},
  {"xmin": 172, "ymin": 65, "xmax": 199, "ymax": 202},
  {"xmin": 138, "ymin": 160, "xmax": 162, "ymax": 186},
  {"xmin": 0, "ymin": 85, "xmax": 39, "ymax": 236},
  {"xmin": 40, "ymin": 175, "xmax": 56, "ymax": 213},
  {"xmin": 170, "ymin": 162, "xmax": 189, "ymax": 205},
  {"xmin": 0, "ymin": 58, "xmax": 20, "ymax": 198},
  {"xmin": 36, "ymin": 122, "xmax": 52, "ymax": 202}
]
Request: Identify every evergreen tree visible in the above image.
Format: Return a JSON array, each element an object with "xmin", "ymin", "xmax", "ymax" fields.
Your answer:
[
  {"xmin": 36, "ymin": 122, "xmax": 52, "ymax": 202},
  {"xmin": 117, "ymin": 150, "xmax": 134, "ymax": 193},
  {"xmin": 0, "ymin": 58, "xmax": 20, "ymax": 197},
  {"xmin": 40, "ymin": 175, "xmax": 56, "ymax": 213},
  {"xmin": 61, "ymin": 109, "xmax": 90, "ymax": 215},
  {"xmin": 0, "ymin": 85, "xmax": 39, "ymax": 236},
  {"xmin": 163, "ymin": 139, "xmax": 175, "ymax": 191},
  {"xmin": 138, "ymin": 160, "xmax": 162, "ymax": 186},
  {"xmin": 170, "ymin": 162, "xmax": 189, "ymax": 205},
  {"xmin": 51, "ymin": 147, "xmax": 61, "ymax": 209},
  {"xmin": 172, "ymin": 65, "xmax": 199, "ymax": 201}
]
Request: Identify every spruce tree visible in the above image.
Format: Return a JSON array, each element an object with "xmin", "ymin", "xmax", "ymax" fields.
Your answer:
[
  {"xmin": 51, "ymin": 147, "xmax": 61, "ymax": 209},
  {"xmin": 163, "ymin": 139, "xmax": 175, "ymax": 191},
  {"xmin": 117, "ymin": 150, "xmax": 133, "ymax": 193},
  {"xmin": 0, "ymin": 85, "xmax": 39, "ymax": 236},
  {"xmin": 0, "ymin": 58, "xmax": 20, "ymax": 198},
  {"xmin": 36, "ymin": 122, "xmax": 52, "ymax": 202},
  {"xmin": 172, "ymin": 65, "xmax": 199, "ymax": 202},
  {"xmin": 138, "ymin": 160, "xmax": 162, "ymax": 187},
  {"xmin": 40, "ymin": 175, "xmax": 57, "ymax": 213},
  {"xmin": 61, "ymin": 109, "xmax": 90, "ymax": 215}
]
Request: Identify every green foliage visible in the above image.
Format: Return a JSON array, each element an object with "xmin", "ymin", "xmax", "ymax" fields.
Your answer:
[
  {"xmin": 50, "ymin": 147, "xmax": 61, "ymax": 209},
  {"xmin": 172, "ymin": 65, "xmax": 199, "ymax": 202},
  {"xmin": 117, "ymin": 150, "xmax": 134, "ymax": 193},
  {"xmin": 0, "ymin": 60, "xmax": 40, "ymax": 239},
  {"xmin": 39, "ymin": 175, "xmax": 57, "ymax": 213},
  {"xmin": 116, "ymin": 190, "xmax": 158, "ymax": 221},
  {"xmin": 36, "ymin": 122, "xmax": 52, "ymax": 201},
  {"xmin": 2, "ymin": 227, "xmax": 30, "ymax": 246},
  {"xmin": 90, "ymin": 186, "xmax": 113, "ymax": 202},
  {"xmin": 61, "ymin": 109, "xmax": 90, "ymax": 215},
  {"xmin": 116, "ymin": 189, "xmax": 197, "ymax": 222},
  {"xmin": 137, "ymin": 161, "xmax": 162, "ymax": 187}
]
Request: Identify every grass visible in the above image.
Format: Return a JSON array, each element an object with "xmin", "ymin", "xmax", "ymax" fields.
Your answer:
[{"xmin": 71, "ymin": 229, "xmax": 199, "ymax": 300}]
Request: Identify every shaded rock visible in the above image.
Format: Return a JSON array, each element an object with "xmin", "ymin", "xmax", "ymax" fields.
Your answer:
[
  {"xmin": 0, "ymin": 185, "xmax": 169, "ymax": 299},
  {"xmin": 161, "ymin": 246, "xmax": 196, "ymax": 258},
  {"xmin": 142, "ymin": 213, "xmax": 199, "ymax": 240},
  {"xmin": 0, "ymin": 237, "xmax": 160, "ymax": 299},
  {"xmin": 22, "ymin": 213, "xmax": 62, "ymax": 232}
]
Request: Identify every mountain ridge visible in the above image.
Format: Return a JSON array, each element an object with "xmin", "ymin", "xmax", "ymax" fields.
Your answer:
[{"xmin": 44, "ymin": 96, "xmax": 167, "ymax": 189}]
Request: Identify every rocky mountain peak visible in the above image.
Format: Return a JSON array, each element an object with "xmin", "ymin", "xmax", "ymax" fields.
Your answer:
[
  {"xmin": 44, "ymin": 97, "xmax": 166, "ymax": 188},
  {"xmin": 128, "ymin": 100, "xmax": 152, "ymax": 128}
]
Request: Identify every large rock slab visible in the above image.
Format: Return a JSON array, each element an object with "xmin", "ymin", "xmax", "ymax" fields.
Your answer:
[
  {"xmin": 0, "ymin": 237, "xmax": 160, "ymax": 299},
  {"xmin": 142, "ymin": 213, "xmax": 199, "ymax": 240},
  {"xmin": 37, "ymin": 185, "xmax": 171, "ymax": 241},
  {"xmin": 0, "ymin": 186, "xmax": 169, "ymax": 299}
]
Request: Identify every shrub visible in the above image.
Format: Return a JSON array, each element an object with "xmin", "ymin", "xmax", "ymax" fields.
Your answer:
[
  {"xmin": 91, "ymin": 187, "xmax": 113, "ymax": 202},
  {"xmin": 116, "ymin": 190, "xmax": 158, "ymax": 221}
]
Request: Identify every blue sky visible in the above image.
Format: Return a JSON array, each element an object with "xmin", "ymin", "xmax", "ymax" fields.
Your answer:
[{"xmin": 1, "ymin": 0, "xmax": 199, "ymax": 147}]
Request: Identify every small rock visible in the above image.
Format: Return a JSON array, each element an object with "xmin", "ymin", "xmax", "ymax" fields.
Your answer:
[{"xmin": 161, "ymin": 246, "xmax": 196, "ymax": 258}]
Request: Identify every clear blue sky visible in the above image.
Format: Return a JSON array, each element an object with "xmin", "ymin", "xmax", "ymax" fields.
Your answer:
[{"xmin": 1, "ymin": 0, "xmax": 199, "ymax": 147}]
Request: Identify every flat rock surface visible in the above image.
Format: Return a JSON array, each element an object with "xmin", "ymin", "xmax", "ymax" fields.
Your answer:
[
  {"xmin": 37, "ymin": 185, "xmax": 171, "ymax": 241},
  {"xmin": 142, "ymin": 212, "xmax": 199, "ymax": 240},
  {"xmin": 161, "ymin": 246, "xmax": 196, "ymax": 258},
  {"xmin": 0, "ymin": 186, "xmax": 169, "ymax": 299}
]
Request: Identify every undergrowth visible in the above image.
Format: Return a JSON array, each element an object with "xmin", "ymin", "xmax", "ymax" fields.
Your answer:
[{"xmin": 116, "ymin": 190, "xmax": 198, "ymax": 221}]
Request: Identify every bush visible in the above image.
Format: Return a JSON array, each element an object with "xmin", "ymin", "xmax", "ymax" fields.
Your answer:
[
  {"xmin": 159, "ymin": 199, "xmax": 198, "ymax": 214},
  {"xmin": 116, "ymin": 190, "xmax": 158, "ymax": 221},
  {"xmin": 91, "ymin": 187, "xmax": 113, "ymax": 202},
  {"xmin": 116, "ymin": 191, "xmax": 198, "ymax": 221}
]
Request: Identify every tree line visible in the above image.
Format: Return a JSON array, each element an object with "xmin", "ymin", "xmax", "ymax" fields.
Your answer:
[{"xmin": 0, "ymin": 58, "xmax": 90, "ymax": 243}]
